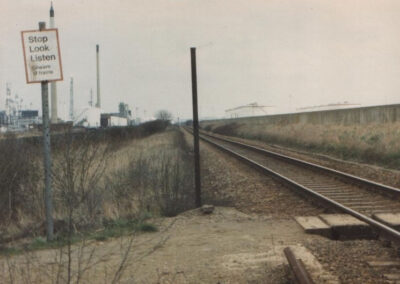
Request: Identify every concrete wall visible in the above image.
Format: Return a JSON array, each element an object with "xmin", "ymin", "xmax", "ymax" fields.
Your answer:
[{"xmin": 202, "ymin": 104, "xmax": 400, "ymax": 126}]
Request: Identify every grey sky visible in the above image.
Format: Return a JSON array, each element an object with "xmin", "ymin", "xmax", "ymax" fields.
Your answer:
[{"xmin": 1, "ymin": 0, "xmax": 400, "ymax": 120}]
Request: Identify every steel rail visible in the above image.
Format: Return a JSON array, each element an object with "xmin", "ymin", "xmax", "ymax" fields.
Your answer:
[
  {"xmin": 185, "ymin": 128, "xmax": 400, "ymax": 241},
  {"xmin": 284, "ymin": 247, "xmax": 315, "ymax": 284},
  {"xmin": 200, "ymin": 131, "xmax": 400, "ymax": 197}
]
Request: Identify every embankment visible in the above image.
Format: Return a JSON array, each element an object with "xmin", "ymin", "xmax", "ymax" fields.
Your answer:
[{"xmin": 200, "ymin": 104, "xmax": 400, "ymax": 169}]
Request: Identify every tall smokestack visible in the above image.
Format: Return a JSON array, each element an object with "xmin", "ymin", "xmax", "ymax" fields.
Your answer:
[
  {"xmin": 50, "ymin": 2, "xmax": 58, "ymax": 123},
  {"xmin": 96, "ymin": 44, "xmax": 101, "ymax": 108}
]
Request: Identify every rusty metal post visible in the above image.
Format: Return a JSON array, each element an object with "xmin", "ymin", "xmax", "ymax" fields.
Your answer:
[
  {"xmin": 284, "ymin": 247, "xmax": 315, "ymax": 284},
  {"xmin": 191, "ymin": 47, "xmax": 202, "ymax": 207}
]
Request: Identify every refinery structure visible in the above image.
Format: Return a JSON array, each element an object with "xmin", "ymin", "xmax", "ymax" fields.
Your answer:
[
  {"xmin": 0, "ymin": 3, "xmax": 134, "ymax": 133},
  {"xmin": 0, "ymin": 83, "xmax": 40, "ymax": 132}
]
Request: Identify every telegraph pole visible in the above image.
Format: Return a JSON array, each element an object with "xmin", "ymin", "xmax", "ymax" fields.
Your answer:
[{"xmin": 191, "ymin": 47, "xmax": 202, "ymax": 207}]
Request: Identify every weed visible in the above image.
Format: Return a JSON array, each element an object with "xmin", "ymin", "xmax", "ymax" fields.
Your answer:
[
  {"xmin": 0, "ymin": 246, "xmax": 22, "ymax": 256},
  {"xmin": 29, "ymin": 237, "xmax": 47, "ymax": 250},
  {"xmin": 138, "ymin": 223, "xmax": 158, "ymax": 232}
]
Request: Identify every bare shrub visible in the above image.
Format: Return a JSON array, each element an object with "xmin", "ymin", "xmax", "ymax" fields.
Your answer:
[
  {"xmin": 203, "ymin": 124, "xmax": 213, "ymax": 132},
  {"xmin": 52, "ymin": 130, "xmax": 112, "ymax": 233},
  {"xmin": 0, "ymin": 134, "xmax": 41, "ymax": 226},
  {"xmin": 155, "ymin": 110, "xmax": 173, "ymax": 122},
  {"xmin": 213, "ymin": 122, "xmax": 241, "ymax": 136},
  {"xmin": 2, "ymin": 234, "xmax": 135, "ymax": 284}
]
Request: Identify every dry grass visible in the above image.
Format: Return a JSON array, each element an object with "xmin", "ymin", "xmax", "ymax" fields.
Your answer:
[
  {"xmin": 0, "ymin": 123, "xmax": 193, "ymax": 244},
  {"xmin": 204, "ymin": 120, "xmax": 400, "ymax": 168},
  {"xmin": 104, "ymin": 129, "xmax": 195, "ymax": 218}
]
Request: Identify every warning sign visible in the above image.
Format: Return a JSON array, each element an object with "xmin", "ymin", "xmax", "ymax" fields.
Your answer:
[{"xmin": 21, "ymin": 29, "xmax": 63, "ymax": 83}]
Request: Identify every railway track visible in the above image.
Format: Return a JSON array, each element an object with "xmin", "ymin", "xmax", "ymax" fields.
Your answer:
[{"xmin": 185, "ymin": 127, "xmax": 400, "ymax": 241}]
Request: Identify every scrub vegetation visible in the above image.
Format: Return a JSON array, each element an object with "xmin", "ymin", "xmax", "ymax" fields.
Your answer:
[
  {"xmin": 0, "ymin": 121, "xmax": 194, "ymax": 247},
  {"xmin": 0, "ymin": 122, "xmax": 197, "ymax": 283}
]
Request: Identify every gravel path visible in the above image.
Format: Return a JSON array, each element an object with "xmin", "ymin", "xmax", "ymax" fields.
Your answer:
[
  {"xmin": 183, "ymin": 130, "xmax": 326, "ymax": 217},
  {"xmin": 200, "ymin": 134, "xmax": 400, "ymax": 217},
  {"xmin": 304, "ymin": 239, "xmax": 398, "ymax": 284}
]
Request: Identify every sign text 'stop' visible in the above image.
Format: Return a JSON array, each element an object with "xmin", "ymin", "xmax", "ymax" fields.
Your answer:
[{"xmin": 21, "ymin": 29, "xmax": 63, "ymax": 83}]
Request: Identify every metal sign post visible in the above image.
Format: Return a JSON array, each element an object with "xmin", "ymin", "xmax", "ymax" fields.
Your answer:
[
  {"xmin": 21, "ymin": 22, "xmax": 63, "ymax": 241},
  {"xmin": 191, "ymin": 47, "xmax": 202, "ymax": 207}
]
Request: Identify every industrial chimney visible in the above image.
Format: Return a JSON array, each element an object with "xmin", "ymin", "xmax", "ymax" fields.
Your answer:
[
  {"xmin": 96, "ymin": 44, "xmax": 101, "ymax": 108},
  {"xmin": 50, "ymin": 2, "xmax": 58, "ymax": 123}
]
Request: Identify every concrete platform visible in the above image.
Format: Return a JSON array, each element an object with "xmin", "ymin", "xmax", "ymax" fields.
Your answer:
[
  {"xmin": 319, "ymin": 214, "xmax": 375, "ymax": 240},
  {"xmin": 372, "ymin": 213, "xmax": 400, "ymax": 231},
  {"xmin": 294, "ymin": 216, "xmax": 332, "ymax": 238}
]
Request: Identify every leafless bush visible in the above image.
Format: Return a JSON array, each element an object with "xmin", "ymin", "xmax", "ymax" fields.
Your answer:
[
  {"xmin": 52, "ymin": 130, "xmax": 113, "ymax": 233},
  {"xmin": 0, "ymin": 133, "xmax": 41, "ymax": 226},
  {"xmin": 155, "ymin": 110, "xmax": 173, "ymax": 122},
  {"xmin": 2, "ymin": 234, "xmax": 136, "ymax": 284},
  {"xmin": 212, "ymin": 122, "xmax": 241, "ymax": 136}
]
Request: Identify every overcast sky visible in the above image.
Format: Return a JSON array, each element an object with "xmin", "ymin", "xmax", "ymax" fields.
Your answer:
[{"xmin": 1, "ymin": 0, "xmax": 400, "ymax": 120}]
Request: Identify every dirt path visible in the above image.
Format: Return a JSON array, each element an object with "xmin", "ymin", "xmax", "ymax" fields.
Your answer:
[{"xmin": 0, "ymin": 207, "xmax": 324, "ymax": 283}]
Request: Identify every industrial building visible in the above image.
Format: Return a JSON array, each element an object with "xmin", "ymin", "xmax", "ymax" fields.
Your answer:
[
  {"xmin": 0, "ymin": 107, "xmax": 40, "ymax": 131},
  {"xmin": 296, "ymin": 102, "xmax": 360, "ymax": 112},
  {"xmin": 100, "ymin": 114, "xmax": 128, "ymax": 127},
  {"xmin": 18, "ymin": 110, "xmax": 40, "ymax": 129},
  {"xmin": 73, "ymin": 107, "xmax": 101, "ymax": 128},
  {"xmin": 225, "ymin": 103, "xmax": 273, "ymax": 118}
]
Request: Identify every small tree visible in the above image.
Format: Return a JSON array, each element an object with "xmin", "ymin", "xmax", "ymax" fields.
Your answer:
[{"xmin": 155, "ymin": 110, "xmax": 172, "ymax": 121}]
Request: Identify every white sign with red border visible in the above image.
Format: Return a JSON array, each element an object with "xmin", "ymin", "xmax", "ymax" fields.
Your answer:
[{"xmin": 21, "ymin": 28, "xmax": 63, "ymax": 83}]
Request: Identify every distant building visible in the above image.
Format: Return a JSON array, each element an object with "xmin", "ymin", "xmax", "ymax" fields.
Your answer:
[
  {"xmin": 296, "ymin": 102, "xmax": 360, "ymax": 112},
  {"xmin": 73, "ymin": 107, "xmax": 101, "ymax": 128},
  {"xmin": 225, "ymin": 103, "xmax": 273, "ymax": 118},
  {"xmin": 18, "ymin": 110, "xmax": 40, "ymax": 129},
  {"xmin": 21, "ymin": 110, "xmax": 38, "ymax": 118},
  {"xmin": 119, "ymin": 102, "xmax": 131, "ymax": 118},
  {"xmin": 101, "ymin": 114, "xmax": 128, "ymax": 127},
  {"xmin": 0, "ymin": 111, "xmax": 6, "ymax": 125}
]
